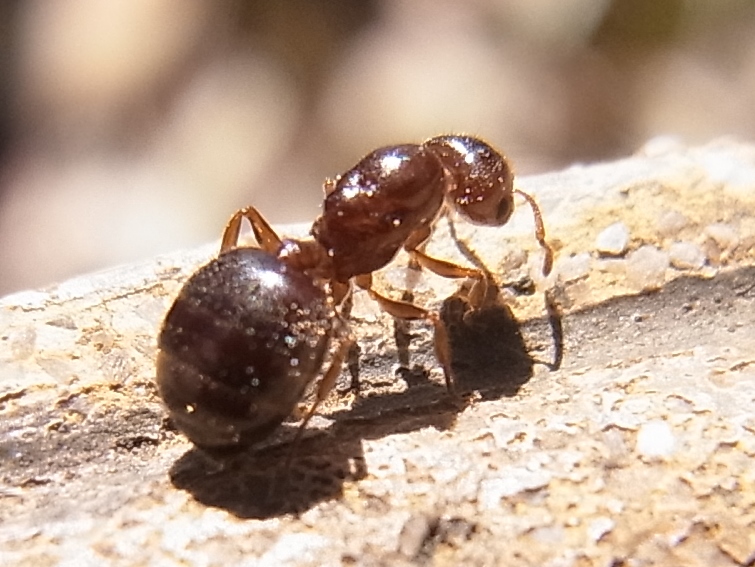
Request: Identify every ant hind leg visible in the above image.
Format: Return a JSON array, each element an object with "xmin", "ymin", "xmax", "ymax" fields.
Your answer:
[{"xmin": 220, "ymin": 206, "xmax": 283, "ymax": 254}]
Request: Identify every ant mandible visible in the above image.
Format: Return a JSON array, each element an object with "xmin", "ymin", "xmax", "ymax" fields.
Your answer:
[{"xmin": 156, "ymin": 134, "xmax": 553, "ymax": 456}]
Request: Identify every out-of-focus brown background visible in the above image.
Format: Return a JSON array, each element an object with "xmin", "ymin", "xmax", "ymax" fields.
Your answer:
[{"xmin": 0, "ymin": 0, "xmax": 753, "ymax": 296}]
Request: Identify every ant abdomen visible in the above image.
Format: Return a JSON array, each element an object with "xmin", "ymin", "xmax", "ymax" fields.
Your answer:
[
  {"xmin": 156, "ymin": 247, "xmax": 334, "ymax": 455},
  {"xmin": 425, "ymin": 135, "xmax": 515, "ymax": 226}
]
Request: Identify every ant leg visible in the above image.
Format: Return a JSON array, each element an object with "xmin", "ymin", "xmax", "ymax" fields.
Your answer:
[
  {"xmin": 220, "ymin": 206, "xmax": 283, "ymax": 254},
  {"xmin": 283, "ymin": 335, "xmax": 355, "ymax": 471},
  {"xmin": 354, "ymin": 274, "xmax": 455, "ymax": 394},
  {"xmin": 331, "ymin": 280, "xmax": 352, "ymax": 309},
  {"xmin": 396, "ymin": 225, "xmax": 433, "ymax": 367},
  {"xmin": 333, "ymin": 282, "xmax": 361, "ymax": 392},
  {"xmin": 545, "ymin": 288, "xmax": 564, "ymax": 371},
  {"xmin": 513, "ymin": 189, "xmax": 554, "ymax": 277},
  {"xmin": 394, "ymin": 311, "xmax": 412, "ymax": 368},
  {"xmin": 409, "ymin": 248, "xmax": 490, "ymax": 310}
]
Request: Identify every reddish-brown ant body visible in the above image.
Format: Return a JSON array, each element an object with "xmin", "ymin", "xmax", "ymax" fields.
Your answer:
[{"xmin": 156, "ymin": 134, "xmax": 553, "ymax": 456}]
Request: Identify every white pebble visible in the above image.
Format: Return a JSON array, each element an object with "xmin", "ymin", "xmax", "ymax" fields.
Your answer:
[
  {"xmin": 625, "ymin": 245, "xmax": 669, "ymax": 290},
  {"xmin": 258, "ymin": 533, "xmax": 331, "ymax": 566},
  {"xmin": 596, "ymin": 222, "xmax": 630, "ymax": 256},
  {"xmin": 704, "ymin": 223, "xmax": 739, "ymax": 250},
  {"xmin": 656, "ymin": 210, "xmax": 689, "ymax": 238},
  {"xmin": 594, "ymin": 258, "xmax": 626, "ymax": 275},
  {"xmin": 587, "ymin": 517, "xmax": 615, "ymax": 542},
  {"xmin": 668, "ymin": 241, "xmax": 706, "ymax": 270},
  {"xmin": 478, "ymin": 468, "xmax": 551, "ymax": 508},
  {"xmin": 604, "ymin": 499, "xmax": 625, "ymax": 514},
  {"xmin": 530, "ymin": 525, "xmax": 565, "ymax": 545},
  {"xmin": 636, "ymin": 420, "xmax": 675, "ymax": 459},
  {"xmin": 556, "ymin": 252, "xmax": 591, "ymax": 283}
]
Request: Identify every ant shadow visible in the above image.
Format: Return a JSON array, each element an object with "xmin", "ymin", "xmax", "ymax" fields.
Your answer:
[
  {"xmin": 442, "ymin": 288, "xmax": 535, "ymax": 398},
  {"xmin": 167, "ymin": 376, "xmax": 466, "ymax": 519},
  {"xmin": 443, "ymin": 213, "xmax": 563, "ymax": 381},
  {"xmin": 169, "ymin": 223, "xmax": 562, "ymax": 519},
  {"xmin": 168, "ymin": 430, "xmax": 366, "ymax": 519}
]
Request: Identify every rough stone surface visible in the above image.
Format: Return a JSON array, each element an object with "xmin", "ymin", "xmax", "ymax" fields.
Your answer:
[{"xmin": 2, "ymin": 138, "xmax": 755, "ymax": 566}]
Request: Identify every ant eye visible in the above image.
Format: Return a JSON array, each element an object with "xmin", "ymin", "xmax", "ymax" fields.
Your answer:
[
  {"xmin": 495, "ymin": 197, "xmax": 513, "ymax": 225},
  {"xmin": 453, "ymin": 194, "xmax": 513, "ymax": 226}
]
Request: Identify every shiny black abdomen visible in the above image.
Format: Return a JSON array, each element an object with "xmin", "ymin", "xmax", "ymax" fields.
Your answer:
[{"xmin": 156, "ymin": 247, "xmax": 333, "ymax": 454}]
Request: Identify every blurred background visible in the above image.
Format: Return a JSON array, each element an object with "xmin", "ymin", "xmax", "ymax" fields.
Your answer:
[{"xmin": 1, "ymin": 0, "xmax": 754, "ymax": 295}]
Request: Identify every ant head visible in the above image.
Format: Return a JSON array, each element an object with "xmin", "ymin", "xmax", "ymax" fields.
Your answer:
[
  {"xmin": 448, "ymin": 178, "xmax": 514, "ymax": 226},
  {"xmin": 424, "ymin": 135, "xmax": 515, "ymax": 227}
]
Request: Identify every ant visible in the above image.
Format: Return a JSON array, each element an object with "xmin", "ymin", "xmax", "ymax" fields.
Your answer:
[{"xmin": 156, "ymin": 134, "xmax": 553, "ymax": 458}]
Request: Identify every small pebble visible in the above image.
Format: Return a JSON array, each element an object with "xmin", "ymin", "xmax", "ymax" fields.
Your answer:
[
  {"xmin": 398, "ymin": 514, "xmax": 433, "ymax": 558},
  {"xmin": 668, "ymin": 241, "xmax": 706, "ymax": 270},
  {"xmin": 257, "ymin": 533, "xmax": 330, "ymax": 566},
  {"xmin": 594, "ymin": 257, "xmax": 625, "ymax": 275},
  {"xmin": 500, "ymin": 248, "xmax": 527, "ymax": 272},
  {"xmin": 478, "ymin": 468, "xmax": 551, "ymax": 508},
  {"xmin": 625, "ymin": 245, "xmax": 669, "ymax": 290},
  {"xmin": 596, "ymin": 222, "xmax": 630, "ymax": 256},
  {"xmin": 636, "ymin": 420, "xmax": 675, "ymax": 459},
  {"xmin": 701, "ymin": 237, "xmax": 723, "ymax": 265},
  {"xmin": 587, "ymin": 517, "xmax": 615, "ymax": 542},
  {"xmin": 704, "ymin": 223, "xmax": 739, "ymax": 250},
  {"xmin": 556, "ymin": 252, "xmax": 591, "ymax": 283},
  {"xmin": 656, "ymin": 210, "xmax": 689, "ymax": 238},
  {"xmin": 530, "ymin": 525, "xmax": 565, "ymax": 545}
]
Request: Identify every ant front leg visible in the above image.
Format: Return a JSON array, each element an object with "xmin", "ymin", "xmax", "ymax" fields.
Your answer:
[
  {"xmin": 403, "ymin": 221, "xmax": 495, "ymax": 310},
  {"xmin": 220, "ymin": 206, "xmax": 283, "ymax": 254},
  {"xmin": 354, "ymin": 273, "xmax": 456, "ymax": 395}
]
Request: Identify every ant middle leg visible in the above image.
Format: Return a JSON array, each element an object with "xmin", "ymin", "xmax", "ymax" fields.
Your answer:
[
  {"xmin": 354, "ymin": 273, "xmax": 456, "ymax": 394},
  {"xmin": 403, "ymin": 218, "xmax": 494, "ymax": 310},
  {"xmin": 391, "ymin": 253, "xmax": 423, "ymax": 370},
  {"xmin": 408, "ymin": 248, "xmax": 492, "ymax": 310},
  {"xmin": 332, "ymin": 282, "xmax": 361, "ymax": 393}
]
